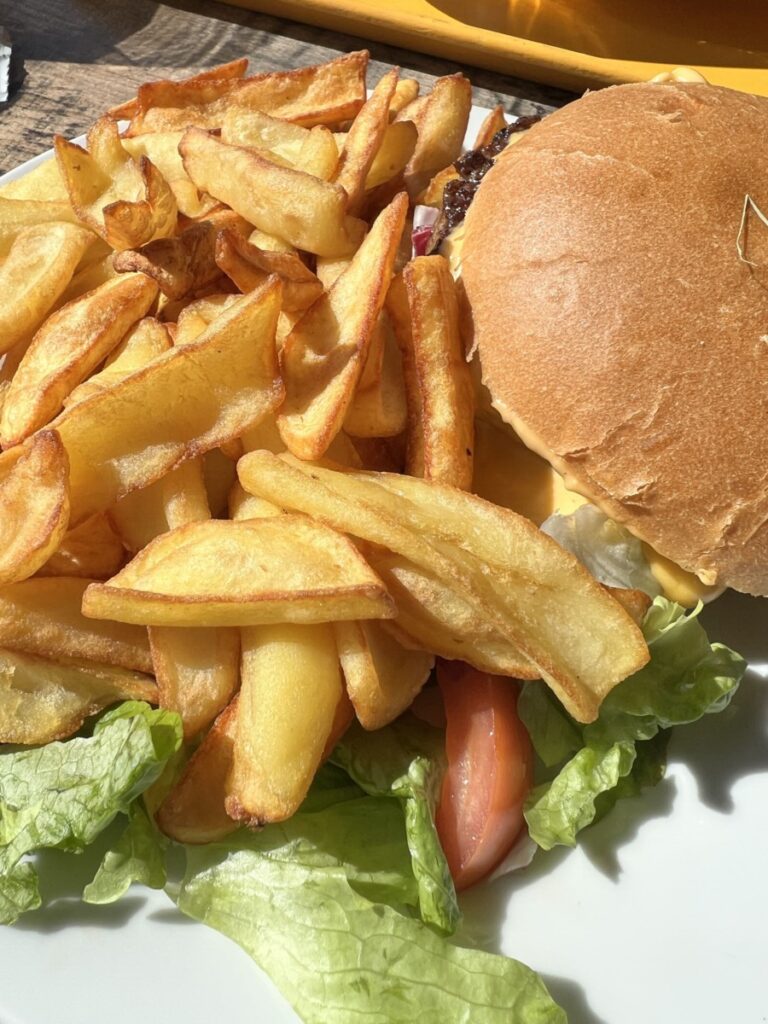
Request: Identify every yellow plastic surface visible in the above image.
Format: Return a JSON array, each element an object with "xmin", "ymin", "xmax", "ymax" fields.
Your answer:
[{"xmin": 223, "ymin": 0, "xmax": 768, "ymax": 96}]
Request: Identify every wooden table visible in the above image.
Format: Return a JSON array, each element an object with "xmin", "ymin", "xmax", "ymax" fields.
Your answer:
[{"xmin": 0, "ymin": 0, "xmax": 572, "ymax": 174}]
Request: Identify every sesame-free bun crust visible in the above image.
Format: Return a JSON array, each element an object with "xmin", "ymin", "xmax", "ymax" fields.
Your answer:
[{"xmin": 462, "ymin": 81, "xmax": 768, "ymax": 596}]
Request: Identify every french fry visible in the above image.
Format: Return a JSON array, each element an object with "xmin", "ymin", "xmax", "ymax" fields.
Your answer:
[
  {"xmin": 214, "ymin": 229, "xmax": 323, "ymax": 311},
  {"xmin": 334, "ymin": 619, "xmax": 434, "ymax": 729},
  {"xmin": 390, "ymin": 78, "xmax": 420, "ymax": 116},
  {"xmin": 171, "ymin": 292, "xmax": 238, "ymax": 343},
  {"xmin": 1, "ymin": 273, "xmax": 159, "ymax": 447},
  {"xmin": 297, "ymin": 126, "xmax": 340, "ymax": 180},
  {"xmin": 228, "ymin": 51, "xmax": 368, "ymax": 128},
  {"xmin": 113, "ymin": 211, "xmax": 250, "ymax": 300},
  {"xmin": 0, "ymin": 156, "xmax": 69, "ymax": 202},
  {"xmin": 64, "ymin": 317, "xmax": 172, "ymax": 408},
  {"xmin": 55, "ymin": 117, "xmax": 177, "ymax": 251},
  {"xmin": 0, "ymin": 431, "xmax": 70, "ymax": 586},
  {"xmin": 156, "ymin": 696, "xmax": 240, "ymax": 844},
  {"xmin": 248, "ymin": 227, "xmax": 295, "ymax": 254},
  {"xmin": 149, "ymin": 625, "xmax": 240, "ymax": 739},
  {"xmin": 0, "ymin": 197, "xmax": 82, "ymax": 259},
  {"xmin": 402, "ymin": 74, "xmax": 472, "ymax": 197},
  {"xmin": 473, "ymin": 104, "xmax": 508, "ymax": 148},
  {"xmin": 0, "ymin": 647, "xmax": 157, "ymax": 745},
  {"xmin": 226, "ymin": 623, "xmax": 343, "ymax": 824},
  {"xmin": 82, "ymin": 516, "xmax": 395, "ymax": 627},
  {"xmin": 0, "ymin": 222, "xmax": 93, "ymax": 353},
  {"xmin": 402, "ymin": 255, "xmax": 474, "ymax": 488},
  {"xmin": 386, "ymin": 272, "xmax": 424, "ymax": 467},
  {"xmin": 333, "ymin": 69, "xmax": 399, "ymax": 214},
  {"xmin": 55, "ymin": 254, "xmax": 120, "ymax": 310},
  {"xmin": 278, "ymin": 192, "xmax": 408, "ymax": 459},
  {"xmin": 343, "ymin": 313, "xmax": 408, "ymax": 438},
  {"xmin": 0, "ymin": 577, "xmax": 151, "ymax": 672},
  {"xmin": 180, "ymin": 128, "xmax": 364, "ymax": 257},
  {"xmin": 221, "ymin": 108, "xmax": 310, "ymax": 157},
  {"xmin": 237, "ymin": 453, "xmax": 650, "ymax": 722},
  {"xmin": 38, "ymin": 513, "xmax": 126, "ymax": 580},
  {"xmin": 364, "ymin": 121, "xmax": 418, "ymax": 191},
  {"xmin": 109, "ymin": 478, "xmax": 174, "ymax": 554},
  {"xmin": 53, "ymin": 280, "xmax": 283, "ymax": 525},
  {"xmin": 109, "ymin": 58, "xmax": 250, "ymax": 123}
]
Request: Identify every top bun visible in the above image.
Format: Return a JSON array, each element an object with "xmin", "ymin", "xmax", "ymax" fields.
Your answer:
[{"xmin": 462, "ymin": 81, "xmax": 768, "ymax": 597}]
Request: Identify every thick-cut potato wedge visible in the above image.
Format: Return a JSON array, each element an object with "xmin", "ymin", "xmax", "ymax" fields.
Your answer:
[
  {"xmin": 226, "ymin": 623, "xmax": 343, "ymax": 825},
  {"xmin": 334, "ymin": 619, "xmax": 434, "ymax": 729},
  {"xmin": 149, "ymin": 625, "xmax": 240, "ymax": 740},
  {"xmin": 0, "ymin": 647, "xmax": 157, "ymax": 745},
  {"xmin": 0, "ymin": 577, "xmax": 151, "ymax": 672},
  {"xmin": 248, "ymin": 227, "xmax": 295, "ymax": 254},
  {"xmin": 238, "ymin": 454, "xmax": 649, "ymax": 722},
  {"xmin": 215, "ymin": 229, "xmax": 323, "ymax": 312},
  {"xmin": 221, "ymin": 108, "xmax": 310, "ymax": 157},
  {"xmin": 297, "ymin": 126, "xmax": 340, "ymax": 181},
  {"xmin": 180, "ymin": 128, "xmax": 364, "ymax": 258},
  {"xmin": 364, "ymin": 121, "xmax": 418, "ymax": 192},
  {"xmin": 228, "ymin": 51, "xmax": 368, "ymax": 128},
  {"xmin": 0, "ymin": 157, "xmax": 69, "ymax": 202},
  {"xmin": 402, "ymin": 255, "xmax": 474, "ymax": 488},
  {"xmin": 124, "ymin": 132, "xmax": 218, "ymax": 220},
  {"xmin": 123, "ymin": 73, "xmax": 244, "ymax": 135},
  {"xmin": 0, "ymin": 222, "xmax": 93, "ymax": 354},
  {"xmin": 344, "ymin": 314, "xmax": 408, "ymax": 438},
  {"xmin": 109, "ymin": 58, "xmax": 249, "ymax": 123},
  {"xmin": 0, "ymin": 431, "xmax": 70, "ymax": 586},
  {"xmin": 314, "ymin": 256, "xmax": 350, "ymax": 290},
  {"xmin": 55, "ymin": 118, "xmax": 177, "ymax": 251},
  {"xmin": 334, "ymin": 69, "xmax": 398, "ymax": 214},
  {"xmin": 55, "ymin": 254, "xmax": 120, "ymax": 310},
  {"xmin": 113, "ymin": 211, "xmax": 250, "ymax": 300},
  {"xmin": 0, "ymin": 197, "xmax": 82, "ymax": 259},
  {"xmin": 367, "ymin": 548, "xmax": 537, "ymax": 678},
  {"xmin": 54, "ymin": 280, "xmax": 283, "ymax": 525},
  {"xmin": 1, "ymin": 273, "xmax": 158, "ymax": 447},
  {"xmin": 156, "ymin": 697, "xmax": 240, "ymax": 844},
  {"xmin": 390, "ymin": 78, "xmax": 420, "ymax": 115},
  {"xmin": 386, "ymin": 273, "xmax": 424, "ymax": 467},
  {"xmin": 401, "ymin": 74, "xmax": 472, "ymax": 196},
  {"xmin": 474, "ymin": 104, "xmax": 508, "ymax": 148},
  {"xmin": 65, "ymin": 318, "xmax": 172, "ymax": 408},
  {"xmin": 278, "ymin": 192, "xmax": 408, "ymax": 459},
  {"xmin": 82, "ymin": 516, "xmax": 394, "ymax": 627},
  {"xmin": 171, "ymin": 292, "xmax": 238, "ymax": 342},
  {"xmin": 39, "ymin": 513, "xmax": 126, "ymax": 580},
  {"xmin": 109, "ymin": 478, "xmax": 173, "ymax": 554}
]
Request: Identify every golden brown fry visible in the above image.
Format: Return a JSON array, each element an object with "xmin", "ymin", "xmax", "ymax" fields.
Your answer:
[
  {"xmin": 334, "ymin": 619, "xmax": 434, "ymax": 729},
  {"xmin": 402, "ymin": 255, "xmax": 474, "ymax": 488},
  {"xmin": 364, "ymin": 121, "xmax": 418, "ymax": 191},
  {"xmin": 180, "ymin": 128, "xmax": 364, "ymax": 258},
  {"xmin": 344, "ymin": 313, "xmax": 408, "ymax": 438},
  {"xmin": 238, "ymin": 453, "xmax": 650, "ymax": 722},
  {"xmin": 0, "ymin": 647, "xmax": 157, "ymax": 745},
  {"xmin": 297, "ymin": 126, "xmax": 340, "ymax": 180},
  {"xmin": 150, "ymin": 625, "xmax": 240, "ymax": 739},
  {"xmin": 0, "ymin": 577, "xmax": 151, "ymax": 672},
  {"xmin": 0, "ymin": 431, "xmax": 70, "ymax": 586},
  {"xmin": 419, "ymin": 164, "xmax": 460, "ymax": 208},
  {"xmin": 221, "ymin": 108, "xmax": 310, "ymax": 156},
  {"xmin": 82, "ymin": 516, "xmax": 395, "ymax": 627},
  {"xmin": 278, "ymin": 192, "xmax": 408, "ymax": 459},
  {"xmin": 54, "ymin": 280, "xmax": 283, "ymax": 525},
  {"xmin": 55, "ymin": 117, "xmax": 177, "ymax": 251},
  {"xmin": 401, "ymin": 74, "xmax": 472, "ymax": 197},
  {"xmin": 109, "ymin": 58, "xmax": 249, "ymax": 123},
  {"xmin": 333, "ymin": 68, "xmax": 398, "ymax": 214},
  {"xmin": 228, "ymin": 51, "xmax": 368, "ymax": 128},
  {"xmin": 473, "ymin": 103, "xmax": 508, "ymax": 148},
  {"xmin": 38, "ymin": 513, "xmax": 126, "ymax": 580},
  {"xmin": 0, "ymin": 197, "xmax": 82, "ymax": 259},
  {"xmin": 156, "ymin": 696, "xmax": 239, "ymax": 844},
  {"xmin": 389, "ymin": 78, "xmax": 420, "ymax": 116},
  {"xmin": 215, "ymin": 228, "xmax": 323, "ymax": 311},
  {"xmin": 125, "ymin": 65, "xmax": 249, "ymax": 136},
  {"xmin": 56, "ymin": 254, "xmax": 120, "ymax": 310},
  {"xmin": 1, "ymin": 273, "xmax": 159, "ymax": 447},
  {"xmin": 0, "ymin": 222, "xmax": 93, "ymax": 354},
  {"xmin": 0, "ymin": 157, "xmax": 69, "ymax": 202},
  {"xmin": 226, "ymin": 623, "xmax": 343, "ymax": 825},
  {"xmin": 386, "ymin": 272, "xmax": 424, "ymax": 466},
  {"xmin": 113, "ymin": 211, "xmax": 249, "ymax": 300}
]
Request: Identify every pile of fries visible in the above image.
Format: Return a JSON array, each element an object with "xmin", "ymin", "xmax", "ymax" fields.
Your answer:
[{"xmin": 0, "ymin": 52, "xmax": 649, "ymax": 840}]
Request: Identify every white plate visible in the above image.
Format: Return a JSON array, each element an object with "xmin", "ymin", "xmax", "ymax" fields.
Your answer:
[{"xmin": 1, "ymin": 105, "xmax": 767, "ymax": 1024}]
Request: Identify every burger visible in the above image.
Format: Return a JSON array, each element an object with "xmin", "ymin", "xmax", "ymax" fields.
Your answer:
[{"xmin": 427, "ymin": 79, "xmax": 768, "ymax": 605}]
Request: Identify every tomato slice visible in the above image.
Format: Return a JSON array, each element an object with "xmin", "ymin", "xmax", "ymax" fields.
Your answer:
[{"xmin": 435, "ymin": 661, "xmax": 533, "ymax": 891}]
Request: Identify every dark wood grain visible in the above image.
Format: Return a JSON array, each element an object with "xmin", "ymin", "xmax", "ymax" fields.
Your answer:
[{"xmin": 0, "ymin": 0, "xmax": 572, "ymax": 174}]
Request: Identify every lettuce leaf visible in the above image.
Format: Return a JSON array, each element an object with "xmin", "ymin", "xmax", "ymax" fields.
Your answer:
[
  {"xmin": 0, "ymin": 701, "xmax": 181, "ymax": 923},
  {"xmin": 523, "ymin": 599, "xmax": 745, "ymax": 849},
  {"xmin": 175, "ymin": 793, "xmax": 566, "ymax": 1024},
  {"xmin": 331, "ymin": 716, "xmax": 459, "ymax": 934},
  {"xmin": 83, "ymin": 800, "xmax": 168, "ymax": 905}
]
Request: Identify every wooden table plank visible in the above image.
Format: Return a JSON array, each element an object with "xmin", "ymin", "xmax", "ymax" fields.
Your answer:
[{"xmin": 0, "ymin": 0, "xmax": 572, "ymax": 173}]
